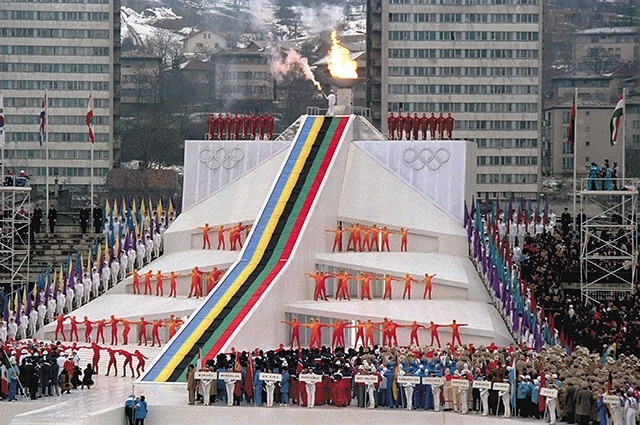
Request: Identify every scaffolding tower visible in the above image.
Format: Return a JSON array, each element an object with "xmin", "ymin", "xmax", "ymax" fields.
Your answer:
[
  {"xmin": 579, "ymin": 178, "xmax": 637, "ymax": 303},
  {"xmin": 0, "ymin": 187, "xmax": 31, "ymax": 291}
]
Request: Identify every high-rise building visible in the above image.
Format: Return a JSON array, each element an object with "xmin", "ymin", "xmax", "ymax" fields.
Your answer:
[
  {"xmin": 367, "ymin": 0, "xmax": 542, "ymax": 199},
  {"xmin": 0, "ymin": 0, "xmax": 121, "ymax": 201}
]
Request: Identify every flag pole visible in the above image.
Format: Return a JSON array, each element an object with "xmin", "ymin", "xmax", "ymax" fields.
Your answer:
[
  {"xmin": 621, "ymin": 87, "xmax": 626, "ymax": 182},
  {"xmin": 45, "ymin": 89, "xmax": 49, "ymax": 216},
  {"xmin": 0, "ymin": 90, "xmax": 4, "ymax": 190},
  {"xmin": 572, "ymin": 88, "xmax": 578, "ymax": 232},
  {"xmin": 89, "ymin": 91, "xmax": 94, "ymax": 230}
]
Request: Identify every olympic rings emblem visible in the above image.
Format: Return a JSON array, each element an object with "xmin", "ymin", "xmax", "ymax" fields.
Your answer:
[
  {"xmin": 402, "ymin": 148, "xmax": 450, "ymax": 171},
  {"xmin": 199, "ymin": 147, "xmax": 245, "ymax": 170}
]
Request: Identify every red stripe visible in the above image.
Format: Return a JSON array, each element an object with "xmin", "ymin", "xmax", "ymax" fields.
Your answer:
[{"xmin": 208, "ymin": 117, "xmax": 348, "ymax": 355}]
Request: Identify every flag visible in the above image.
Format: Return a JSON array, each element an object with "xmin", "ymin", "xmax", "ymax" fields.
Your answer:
[
  {"xmin": 39, "ymin": 93, "xmax": 46, "ymax": 146},
  {"xmin": 566, "ymin": 96, "xmax": 576, "ymax": 144},
  {"xmin": 610, "ymin": 94, "xmax": 624, "ymax": 146},
  {"xmin": 244, "ymin": 353, "xmax": 254, "ymax": 398},
  {"xmin": 0, "ymin": 93, "xmax": 5, "ymax": 148},
  {"xmin": 86, "ymin": 92, "xmax": 95, "ymax": 143}
]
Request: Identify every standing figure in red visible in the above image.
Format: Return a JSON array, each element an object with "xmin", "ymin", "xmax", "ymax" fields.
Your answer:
[
  {"xmin": 266, "ymin": 112, "xmax": 275, "ymax": 140},
  {"xmin": 347, "ymin": 319, "xmax": 366, "ymax": 348},
  {"xmin": 436, "ymin": 112, "xmax": 446, "ymax": 140},
  {"xmin": 233, "ymin": 113, "xmax": 241, "ymax": 140},
  {"xmin": 105, "ymin": 346, "xmax": 118, "ymax": 376},
  {"xmin": 215, "ymin": 113, "xmax": 223, "ymax": 140},
  {"xmin": 143, "ymin": 270, "xmax": 153, "ymax": 295},
  {"xmin": 281, "ymin": 317, "xmax": 302, "ymax": 349},
  {"xmin": 137, "ymin": 316, "xmax": 151, "ymax": 346},
  {"xmin": 82, "ymin": 316, "xmax": 94, "ymax": 343},
  {"xmin": 356, "ymin": 272, "xmax": 377, "ymax": 301},
  {"xmin": 240, "ymin": 113, "xmax": 249, "ymax": 139},
  {"xmin": 408, "ymin": 321, "xmax": 426, "ymax": 346},
  {"xmin": 257, "ymin": 112, "xmax": 265, "ymax": 140},
  {"xmin": 82, "ymin": 342, "xmax": 104, "ymax": 374},
  {"xmin": 187, "ymin": 267, "xmax": 203, "ymax": 298},
  {"xmin": 380, "ymin": 226, "xmax": 392, "ymax": 252},
  {"xmin": 302, "ymin": 318, "xmax": 325, "ymax": 349},
  {"xmin": 248, "ymin": 112, "xmax": 257, "ymax": 140},
  {"xmin": 420, "ymin": 112, "xmax": 429, "ymax": 140},
  {"xmin": 385, "ymin": 320, "xmax": 402, "ymax": 346},
  {"xmin": 120, "ymin": 318, "xmax": 133, "ymax": 345},
  {"xmin": 69, "ymin": 316, "xmax": 80, "ymax": 342},
  {"xmin": 167, "ymin": 314, "xmax": 184, "ymax": 339},
  {"xmin": 132, "ymin": 269, "xmax": 140, "ymax": 294},
  {"xmin": 207, "ymin": 113, "xmax": 215, "ymax": 140},
  {"xmin": 95, "ymin": 318, "xmax": 106, "ymax": 344},
  {"xmin": 387, "ymin": 112, "xmax": 396, "ymax": 140},
  {"xmin": 445, "ymin": 112, "xmax": 455, "ymax": 140},
  {"xmin": 412, "ymin": 113, "xmax": 420, "ymax": 140},
  {"xmin": 382, "ymin": 273, "xmax": 398, "ymax": 300},
  {"xmin": 199, "ymin": 223, "xmax": 212, "ymax": 249},
  {"xmin": 428, "ymin": 112, "xmax": 437, "ymax": 139},
  {"xmin": 109, "ymin": 314, "xmax": 119, "ymax": 345},
  {"xmin": 363, "ymin": 319, "xmax": 382, "ymax": 348},
  {"xmin": 150, "ymin": 319, "xmax": 164, "ymax": 347},
  {"xmin": 426, "ymin": 321, "xmax": 442, "ymax": 348},
  {"xmin": 447, "ymin": 319, "xmax": 468, "ymax": 347},
  {"xmin": 224, "ymin": 113, "xmax": 232, "ymax": 139},
  {"xmin": 168, "ymin": 271, "xmax": 179, "ymax": 297},
  {"xmin": 396, "ymin": 227, "xmax": 409, "ymax": 252},
  {"xmin": 305, "ymin": 271, "xmax": 330, "ymax": 301},
  {"xmin": 421, "ymin": 273, "xmax": 436, "ymax": 300},
  {"xmin": 396, "ymin": 111, "xmax": 405, "ymax": 140},
  {"xmin": 370, "ymin": 224, "xmax": 380, "ymax": 252},
  {"xmin": 332, "ymin": 270, "xmax": 352, "ymax": 301},
  {"xmin": 401, "ymin": 273, "xmax": 418, "ymax": 299},
  {"xmin": 155, "ymin": 270, "xmax": 166, "ymax": 296},
  {"xmin": 346, "ymin": 223, "xmax": 362, "ymax": 252},
  {"xmin": 325, "ymin": 226, "xmax": 345, "ymax": 252},
  {"xmin": 404, "ymin": 113, "xmax": 413, "ymax": 140},
  {"xmin": 328, "ymin": 319, "xmax": 348, "ymax": 350},
  {"xmin": 216, "ymin": 225, "xmax": 228, "ymax": 250},
  {"xmin": 54, "ymin": 314, "xmax": 67, "ymax": 341}
]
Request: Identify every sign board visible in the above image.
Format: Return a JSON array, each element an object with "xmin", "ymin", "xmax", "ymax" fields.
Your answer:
[
  {"xmin": 451, "ymin": 379, "xmax": 470, "ymax": 389},
  {"xmin": 397, "ymin": 376, "xmax": 421, "ymax": 385},
  {"xmin": 540, "ymin": 388, "xmax": 558, "ymax": 398},
  {"xmin": 423, "ymin": 377, "xmax": 445, "ymax": 386},
  {"xmin": 354, "ymin": 374, "xmax": 379, "ymax": 384},
  {"xmin": 472, "ymin": 380, "xmax": 493, "ymax": 389},
  {"xmin": 299, "ymin": 374, "xmax": 323, "ymax": 383},
  {"xmin": 194, "ymin": 371, "xmax": 217, "ymax": 380},
  {"xmin": 259, "ymin": 373, "xmax": 282, "ymax": 381},
  {"xmin": 218, "ymin": 372, "xmax": 242, "ymax": 381},
  {"xmin": 603, "ymin": 395, "xmax": 621, "ymax": 404},
  {"xmin": 493, "ymin": 383, "xmax": 511, "ymax": 392}
]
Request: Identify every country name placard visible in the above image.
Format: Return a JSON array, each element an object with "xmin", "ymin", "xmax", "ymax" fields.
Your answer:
[
  {"xmin": 472, "ymin": 380, "xmax": 492, "ymax": 389},
  {"xmin": 423, "ymin": 377, "xmax": 445, "ymax": 386},
  {"xmin": 493, "ymin": 382, "xmax": 510, "ymax": 391},
  {"xmin": 451, "ymin": 379, "xmax": 470, "ymax": 389},
  {"xmin": 259, "ymin": 373, "xmax": 282, "ymax": 381},
  {"xmin": 218, "ymin": 372, "xmax": 242, "ymax": 381},
  {"xmin": 354, "ymin": 375, "xmax": 379, "ymax": 384},
  {"xmin": 397, "ymin": 376, "xmax": 421, "ymax": 385},
  {"xmin": 299, "ymin": 374, "xmax": 323, "ymax": 383},
  {"xmin": 194, "ymin": 371, "xmax": 217, "ymax": 380},
  {"xmin": 540, "ymin": 388, "xmax": 558, "ymax": 398}
]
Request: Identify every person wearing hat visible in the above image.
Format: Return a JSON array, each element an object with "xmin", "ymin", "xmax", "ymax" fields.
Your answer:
[
  {"xmin": 134, "ymin": 395, "xmax": 148, "ymax": 424},
  {"xmin": 575, "ymin": 383, "xmax": 593, "ymax": 425}
]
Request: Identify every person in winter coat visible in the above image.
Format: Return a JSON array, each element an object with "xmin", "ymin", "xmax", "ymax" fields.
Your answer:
[
  {"xmin": 574, "ymin": 384, "xmax": 593, "ymax": 425},
  {"xmin": 134, "ymin": 395, "xmax": 148, "ymax": 425},
  {"xmin": 59, "ymin": 369, "xmax": 72, "ymax": 394},
  {"xmin": 82, "ymin": 364, "xmax": 95, "ymax": 389}
]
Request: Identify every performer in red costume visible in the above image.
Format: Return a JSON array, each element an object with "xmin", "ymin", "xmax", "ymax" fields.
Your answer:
[
  {"xmin": 187, "ymin": 267, "xmax": 203, "ymax": 298},
  {"xmin": 363, "ymin": 319, "xmax": 382, "ymax": 348},
  {"xmin": 168, "ymin": 271, "xmax": 179, "ymax": 297},
  {"xmin": 401, "ymin": 273, "xmax": 418, "ymax": 300},
  {"xmin": 199, "ymin": 223, "xmax": 213, "ymax": 249},
  {"xmin": 143, "ymin": 270, "xmax": 153, "ymax": 295},
  {"xmin": 405, "ymin": 113, "xmax": 413, "ymax": 140},
  {"xmin": 387, "ymin": 112, "xmax": 396, "ymax": 140},
  {"xmin": 248, "ymin": 112, "xmax": 257, "ymax": 140},
  {"xmin": 325, "ymin": 226, "xmax": 345, "ymax": 252},
  {"xmin": 118, "ymin": 349, "xmax": 135, "ymax": 377},
  {"xmin": 426, "ymin": 321, "xmax": 442, "ymax": 348},
  {"xmin": 369, "ymin": 224, "xmax": 380, "ymax": 252},
  {"xmin": 305, "ymin": 271, "xmax": 330, "ymax": 301},
  {"xmin": 167, "ymin": 314, "xmax": 184, "ymax": 339},
  {"xmin": 266, "ymin": 112, "xmax": 275, "ymax": 140},
  {"xmin": 356, "ymin": 272, "xmax": 377, "ymax": 301},
  {"xmin": 134, "ymin": 350, "xmax": 149, "ymax": 377},
  {"xmin": 216, "ymin": 225, "xmax": 228, "ymax": 250},
  {"xmin": 385, "ymin": 320, "xmax": 402, "ymax": 346},
  {"xmin": 105, "ymin": 346, "xmax": 118, "ymax": 376},
  {"xmin": 421, "ymin": 273, "xmax": 437, "ymax": 300},
  {"xmin": 408, "ymin": 321, "xmax": 426, "ymax": 346},
  {"xmin": 132, "ymin": 269, "xmax": 140, "ymax": 294},
  {"xmin": 346, "ymin": 223, "xmax": 362, "ymax": 252},
  {"xmin": 257, "ymin": 112, "xmax": 265, "ymax": 140},
  {"xmin": 397, "ymin": 227, "xmax": 409, "ymax": 252},
  {"xmin": 95, "ymin": 318, "xmax": 106, "ymax": 344},
  {"xmin": 82, "ymin": 316, "xmax": 94, "ymax": 343},
  {"xmin": 437, "ymin": 112, "xmax": 446, "ymax": 140},
  {"xmin": 348, "ymin": 319, "xmax": 366, "ymax": 348},
  {"xmin": 205, "ymin": 271, "xmax": 216, "ymax": 294},
  {"xmin": 241, "ymin": 113, "xmax": 249, "ymax": 139},
  {"xmin": 281, "ymin": 317, "xmax": 302, "ymax": 349},
  {"xmin": 328, "ymin": 319, "xmax": 348, "ymax": 349},
  {"xmin": 150, "ymin": 319, "xmax": 164, "ymax": 347},
  {"xmin": 332, "ymin": 270, "xmax": 352, "ymax": 301},
  {"xmin": 120, "ymin": 318, "xmax": 132, "ymax": 345},
  {"xmin": 380, "ymin": 226, "xmax": 392, "ymax": 252},
  {"xmin": 302, "ymin": 318, "xmax": 325, "ymax": 349},
  {"xmin": 396, "ymin": 111, "xmax": 405, "ymax": 140},
  {"xmin": 428, "ymin": 112, "xmax": 437, "ymax": 139},
  {"xmin": 155, "ymin": 270, "xmax": 166, "ymax": 296},
  {"xmin": 412, "ymin": 113, "xmax": 420, "ymax": 140},
  {"xmin": 445, "ymin": 112, "xmax": 455, "ymax": 140},
  {"xmin": 137, "ymin": 316, "xmax": 151, "ymax": 346},
  {"xmin": 224, "ymin": 113, "xmax": 232, "ymax": 140},
  {"xmin": 109, "ymin": 314, "xmax": 119, "ymax": 345},
  {"xmin": 69, "ymin": 316, "xmax": 80, "ymax": 342},
  {"xmin": 54, "ymin": 314, "xmax": 67, "ymax": 341},
  {"xmin": 382, "ymin": 273, "xmax": 398, "ymax": 300},
  {"xmin": 420, "ymin": 113, "xmax": 429, "ymax": 140},
  {"xmin": 82, "ymin": 342, "xmax": 104, "ymax": 374},
  {"xmin": 233, "ymin": 113, "xmax": 241, "ymax": 140},
  {"xmin": 207, "ymin": 113, "xmax": 215, "ymax": 139},
  {"xmin": 446, "ymin": 319, "xmax": 468, "ymax": 347}
]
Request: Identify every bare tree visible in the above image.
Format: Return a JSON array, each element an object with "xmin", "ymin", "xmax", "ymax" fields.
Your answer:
[{"xmin": 146, "ymin": 29, "xmax": 180, "ymax": 65}]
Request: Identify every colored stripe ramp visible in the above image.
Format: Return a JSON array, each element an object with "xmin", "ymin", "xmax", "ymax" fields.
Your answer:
[{"xmin": 142, "ymin": 115, "xmax": 350, "ymax": 382}]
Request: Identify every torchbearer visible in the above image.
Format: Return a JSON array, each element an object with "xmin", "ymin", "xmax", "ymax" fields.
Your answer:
[{"xmin": 325, "ymin": 90, "xmax": 336, "ymax": 116}]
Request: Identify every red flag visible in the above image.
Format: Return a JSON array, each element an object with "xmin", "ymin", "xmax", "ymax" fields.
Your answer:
[
  {"xmin": 244, "ymin": 353, "xmax": 254, "ymax": 398},
  {"xmin": 566, "ymin": 97, "xmax": 576, "ymax": 144},
  {"xmin": 538, "ymin": 369, "xmax": 546, "ymax": 412},
  {"xmin": 86, "ymin": 92, "xmax": 95, "ymax": 143}
]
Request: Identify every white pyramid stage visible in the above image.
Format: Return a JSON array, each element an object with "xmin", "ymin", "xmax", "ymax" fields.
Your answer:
[{"xmin": 16, "ymin": 115, "xmax": 516, "ymax": 425}]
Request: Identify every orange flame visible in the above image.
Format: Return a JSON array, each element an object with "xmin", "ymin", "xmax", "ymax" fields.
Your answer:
[{"xmin": 327, "ymin": 30, "xmax": 358, "ymax": 79}]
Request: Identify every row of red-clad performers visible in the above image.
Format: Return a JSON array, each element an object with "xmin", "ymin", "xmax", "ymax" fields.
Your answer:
[
  {"xmin": 387, "ymin": 112, "xmax": 455, "ymax": 140},
  {"xmin": 207, "ymin": 112, "xmax": 275, "ymax": 140}
]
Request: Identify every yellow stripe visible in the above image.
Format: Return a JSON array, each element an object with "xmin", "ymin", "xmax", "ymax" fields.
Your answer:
[{"xmin": 155, "ymin": 117, "xmax": 324, "ymax": 381}]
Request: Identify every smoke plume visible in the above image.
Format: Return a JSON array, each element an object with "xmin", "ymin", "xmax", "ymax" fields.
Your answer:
[{"xmin": 268, "ymin": 46, "xmax": 322, "ymax": 91}]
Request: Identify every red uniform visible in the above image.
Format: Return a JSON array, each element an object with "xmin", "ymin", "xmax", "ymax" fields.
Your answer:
[
  {"xmin": 412, "ymin": 113, "xmax": 420, "ymax": 140},
  {"xmin": 420, "ymin": 113, "xmax": 428, "ymax": 140},
  {"xmin": 387, "ymin": 113, "xmax": 396, "ymax": 139},
  {"xmin": 445, "ymin": 113, "xmax": 455, "ymax": 139},
  {"xmin": 266, "ymin": 113, "xmax": 275, "ymax": 140},
  {"xmin": 396, "ymin": 113, "xmax": 405, "ymax": 139},
  {"xmin": 404, "ymin": 114, "xmax": 413, "ymax": 140},
  {"xmin": 437, "ymin": 113, "xmax": 446, "ymax": 139},
  {"xmin": 428, "ymin": 113, "xmax": 437, "ymax": 139}
]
